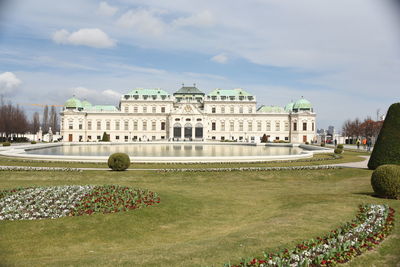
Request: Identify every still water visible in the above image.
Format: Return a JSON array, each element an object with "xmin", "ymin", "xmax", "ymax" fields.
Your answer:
[{"xmin": 25, "ymin": 144, "xmax": 304, "ymax": 157}]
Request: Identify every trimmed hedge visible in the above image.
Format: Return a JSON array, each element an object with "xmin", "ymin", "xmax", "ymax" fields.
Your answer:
[
  {"xmin": 337, "ymin": 144, "xmax": 344, "ymax": 149},
  {"xmin": 371, "ymin": 164, "xmax": 400, "ymax": 199},
  {"xmin": 320, "ymin": 142, "xmax": 325, "ymax": 147},
  {"xmin": 334, "ymin": 148, "xmax": 343, "ymax": 154},
  {"xmin": 2, "ymin": 142, "xmax": 10, "ymax": 147},
  {"xmin": 108, "ymin": 153, "xmax": 130, "ymax": 171},
  {"xmin": 368, "ymin": 102, "xmax": 400, "ymax": 169},
  {"xmin": 31, "ymin": 141, "xmax": 37, "ymax": 144}
]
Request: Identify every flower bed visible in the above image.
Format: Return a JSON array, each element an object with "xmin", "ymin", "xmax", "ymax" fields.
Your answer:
[
  {"xmin": 158, "ymin": 165, "xmax": 340, "ymax": 173},
  {"xmin": 226, "ymin": 204, "xmax": 395, "ymax": 267},
  {"xmin": 0, "ymin": 166, "xmax": 82, "ymax": 172},
  {"xmin": 0, "ymin": 185, "xmax": 160, "ymax": 221}
]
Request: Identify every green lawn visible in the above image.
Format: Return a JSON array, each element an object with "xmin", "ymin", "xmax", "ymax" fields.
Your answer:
[
  {"xmin": 0, "ymin": 151, "xmax": 366, "ymax": 169},
  {"xmin": 0, "ymin": 168, "xmax": 399, "ymax": 266}
]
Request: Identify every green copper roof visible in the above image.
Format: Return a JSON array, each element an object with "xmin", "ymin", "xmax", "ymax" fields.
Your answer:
[
  {"xmin": 81, "ymin": 100, "xmax": 92, "ymax": 109},
  {"xmin": 257, "ymin": 105, "xmax": 285, "ymax": 113},
  {"xmin": 284, "ymin": 101, "xmax": 294, "ymax": 112},
  {"xmin": 208, "ymin": 88, "xmax": 252, "ymax": 97},
  {"xmin": 127, "ymin": 88, "xmax": 169, "ymax": 96},
  {"xmin": 293, "ymin": 98, "xmax": 312, "ymax": 110},
  {"xmin": 174, "ymin": 86, "xmax": 204, "ymax": 95},
  {"xmin": 64, "ymin": 97, "xmax": 83, "ymax": 109}
]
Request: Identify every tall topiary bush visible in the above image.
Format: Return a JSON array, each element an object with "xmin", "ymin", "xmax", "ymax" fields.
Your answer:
[
  {"xmin": 102, "ymin": 132, "xmax": 110, "ymax": 142},
  {"xmin": 368, "ymin": 102, "xmax": 400, "ymax": 170},
  {"xmin": 108, "ymin": 153, "xmax": 130, "ymax": 171},
  {"xmin": 261, "ymin": 134, "xmax": 268, "ymax": 143},
  {"xmin": 371, "ymin": 164, "xmax": 400, "ymax": 199}
]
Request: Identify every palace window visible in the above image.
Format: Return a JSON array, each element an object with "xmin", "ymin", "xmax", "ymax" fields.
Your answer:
[
  {"xmin": 161, "ymin": 122, "xmax": 166, "ymax": 130},
  {"xmin": 142, "ymin": 121, "xmax": 147, "ymax": 131},
  {"xmin": 257, "ymin": 121, "xmax": 261, "ymax": 131},
  {"xmin": 79, "ymin": 123, "xmax": 82, "ymax": 130},
  {"xmin": 116, "ymin": 135, "xmax": 119, "ymax": 140},
  {"xmin": 221, "ymin": 121, "xmax": 225, "ymax": 131},
  {"xmin": 212, "ymin": 122, "xmax": 216, "ymax": 131},
  {"xmin": 239, "ymin": 121, "xmax": 243, "ymax": 131},
  {"xmin": 68, "ymin": 121, "xmax": 73, "ymax": 130},
  {"xmin": 115, "ymin": 121, "xmax": 120, "ymax": 131},
  {"xmin": 212, "ymin": 107, "xmax": 216, "ymax": 113},
  {"xmin": 133, "ymin": 106, "xmax": 138, "ymax": 113},
  {"xmin": 152, "ymin": 106, "xmax": 156, "ymax": 113},
  {"xmin": 106, "ymin": 121, "xmax": 110, "ymax": 130},
  {"xmin": 312, "ymin": 122, "xmax": 315, "ymax": 131},
  {"xmin": 248, "ymin": 121, "xmax": 252, "ymax": 131},
  {"xmin": 133, "ymin": 121, "xmax": 138, "ymax": 130},
  {"xmin": 143, "ymin": 107, "xmax": 147, "ymax": 113},
  {"xmin": 284, "ymin": 121, "xmax": 289, "ymax": 131},
  {"xmin": 275, "ymin": 121, "xmax": 280, "ymax": 131},
  {"xmin": 230, "ymin": 106, "xmax": 234, "ymax": 113},
  {"xmin": 152, "ymin": 121, "xmax": 156, "ymax": 131},
  {"xmin": 161, "ymin": 107, "xmax": 165, "ymax": 113},
  {"xmin": 124, "ymin": 121, "xmax": 129, "ymax": 131},
  {"xmin": 87, "ymin": 121, "xmax": 92, "ymax": 130},
  {"xmin": 293, "ymin": 122, "xmax": 297, "ymax": 131},
  {"xmin": 97, "ymin": 121, "xmax": 101, "ymax": 130},
  {"xmin": 266, "ymin": 121, "xmax": 271, "ymax": 131},
  {"xmin": 221, "ymin": 106, "xmax": 225, "ymax": 113},
  {"xmin": 230, "ymin": 121, "xmax": 234, "ymax": 131},
  {"xmin": 124, "ymin": 106, "xmax": 129, "ymax": 113},
  {"xmin": 249, "ymin": 107, "xmax": 253, "ymax": 113},
  {"xmin": 303, "ymin": 122, "xmax": 307, "ymax": 131},
  {"xmin": 239, "ymin": 106, "xmax": 243, "ymax": 113}
]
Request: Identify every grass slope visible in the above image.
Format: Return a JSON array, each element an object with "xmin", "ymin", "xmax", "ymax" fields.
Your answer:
[{"xmin": 0, "ymin": 168, "xmax": 399, "ymax": 266}]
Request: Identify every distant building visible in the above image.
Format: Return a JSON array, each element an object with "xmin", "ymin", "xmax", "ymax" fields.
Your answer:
[{"xmin": 60, "ymin": 86, "xmax": 317, "ymax": 143}]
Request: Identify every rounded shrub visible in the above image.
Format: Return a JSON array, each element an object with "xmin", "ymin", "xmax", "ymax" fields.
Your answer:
[
  {"xmin": 108, "ymin": 153, "xmax": 130, "ymax": 171},
  {"xmin": 334, "ymin": 148, "xmax": 343, "ymax": 154},
  {"xmin": 321, "ymin": 142, "xmax": 325, "ymax": 147},
  {"xmin": 31, "ymin": 141, "xmax": 37, "ymax": 144},
  {"xmin": 337, "ymin": 144, "xmax": 344, "ymax": 149},
  {"xmin": 2, "ymin": 142, "xmax": 10, "ymax": 147},
  {"xmin": 371, "ymin": 164, "xmax": 400, "ymax": 199}
]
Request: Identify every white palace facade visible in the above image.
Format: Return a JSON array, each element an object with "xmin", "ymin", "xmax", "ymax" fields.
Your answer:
[{"xmin": 60, "ymin": 86, "xmax": 316, "ymax": 143}]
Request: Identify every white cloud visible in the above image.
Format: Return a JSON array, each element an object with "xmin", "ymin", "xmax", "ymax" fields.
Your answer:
[
  {"xmin": 52, "ymin": 28, "xmax": 116, "ymax": 48},
  {"xmin": 172, "ymin": 10, "xmax": 215, "ymax": 28},
  {"xmin": 0, "ymin": 72, "xmax": 22, "ymax": 96},
  {"xmin": 97, "ymin": 2, "xmax": 118, "ymax": 17},
  {"xmin": 69, "ymin": 87, "xmax": 121, "ymax": 104},
  {"xmin": 116, "ymin": 9, "xmax": 167, "ymax": 36},
  {"xmin": 211, "ymin": 53, "xmax": 228, "ymax": 64}
]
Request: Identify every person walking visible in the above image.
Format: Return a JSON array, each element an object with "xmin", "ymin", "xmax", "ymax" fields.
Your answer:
[
  {"xmin": 367, "ymin": 138, "xmax": 372, "ymax": 152},
  {"xmin": 362, "ymin": 138, "xmax": 367, "ymax": 150},
  {"xmin": 334, "ymin": 139, "xmax": 337, "ymax": 147},
  {"xmin": 356, "ymin": 138, "xmax": 360, "ymax": 150}
]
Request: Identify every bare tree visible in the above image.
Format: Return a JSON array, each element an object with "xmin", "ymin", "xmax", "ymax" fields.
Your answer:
[
  {"xmin": 49, "ymin": 106, "xmax": 58, "ymax": 133},
  {"xmin": 42, "ymin": 105, "xmax": 49, "ymax": 133},
  {"xmin": 31, "ymin": 112, "xmax": 40, "ymax": 133}
]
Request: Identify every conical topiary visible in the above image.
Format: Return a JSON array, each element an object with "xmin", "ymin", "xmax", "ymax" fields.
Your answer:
[{"xmin": 368, "ymin": 102, "xmax": 400, "ymax": 170}]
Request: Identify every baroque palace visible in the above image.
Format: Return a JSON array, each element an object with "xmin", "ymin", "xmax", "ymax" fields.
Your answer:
[{"xmin": 61, "ymin": 85, "xmax": 316, "ymax": 143}]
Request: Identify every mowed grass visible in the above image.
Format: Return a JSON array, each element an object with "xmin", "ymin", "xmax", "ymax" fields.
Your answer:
[
  {"xmin": 0, "ymin": 151, "xmax": 366, "ymax": 169},
  {"xmin": 0, "ymin": 168, "xmax": 399, "ymax": 267}
]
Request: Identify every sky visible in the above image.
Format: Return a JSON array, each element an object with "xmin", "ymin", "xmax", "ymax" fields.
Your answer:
[{"xmin": 0, "ymin": 0, "xmax": 399, "ymax": 130}]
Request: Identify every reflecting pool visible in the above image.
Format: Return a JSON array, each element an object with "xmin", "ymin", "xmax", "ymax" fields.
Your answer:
[{"xmin": 25, "ymin": 143, "xmax": 304, "ymax": 157}]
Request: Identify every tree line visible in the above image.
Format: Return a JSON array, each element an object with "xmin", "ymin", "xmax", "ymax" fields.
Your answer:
[
  {"xmin": 0, "ymin": 97, "xmax": 59, "ymax": 141},
  {"xmin": 342, "ymin": 117, "xmax": 383, "ymax": 141}
]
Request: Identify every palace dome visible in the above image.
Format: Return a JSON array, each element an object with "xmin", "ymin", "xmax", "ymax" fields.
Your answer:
[
  {"xmin": 284, "ymin": 101, "xmax": 295, "ymax": 112},
  {"xmin": 81, "ymin": 100, "xmax": 92, "ymax": 109},
  {"xmin": 293, "ymin": 98, "xmax": 312, "ymax": 111},
  {"xmin": 64, "ymin": 97, "xmax": 83, "ymax": 109}
]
